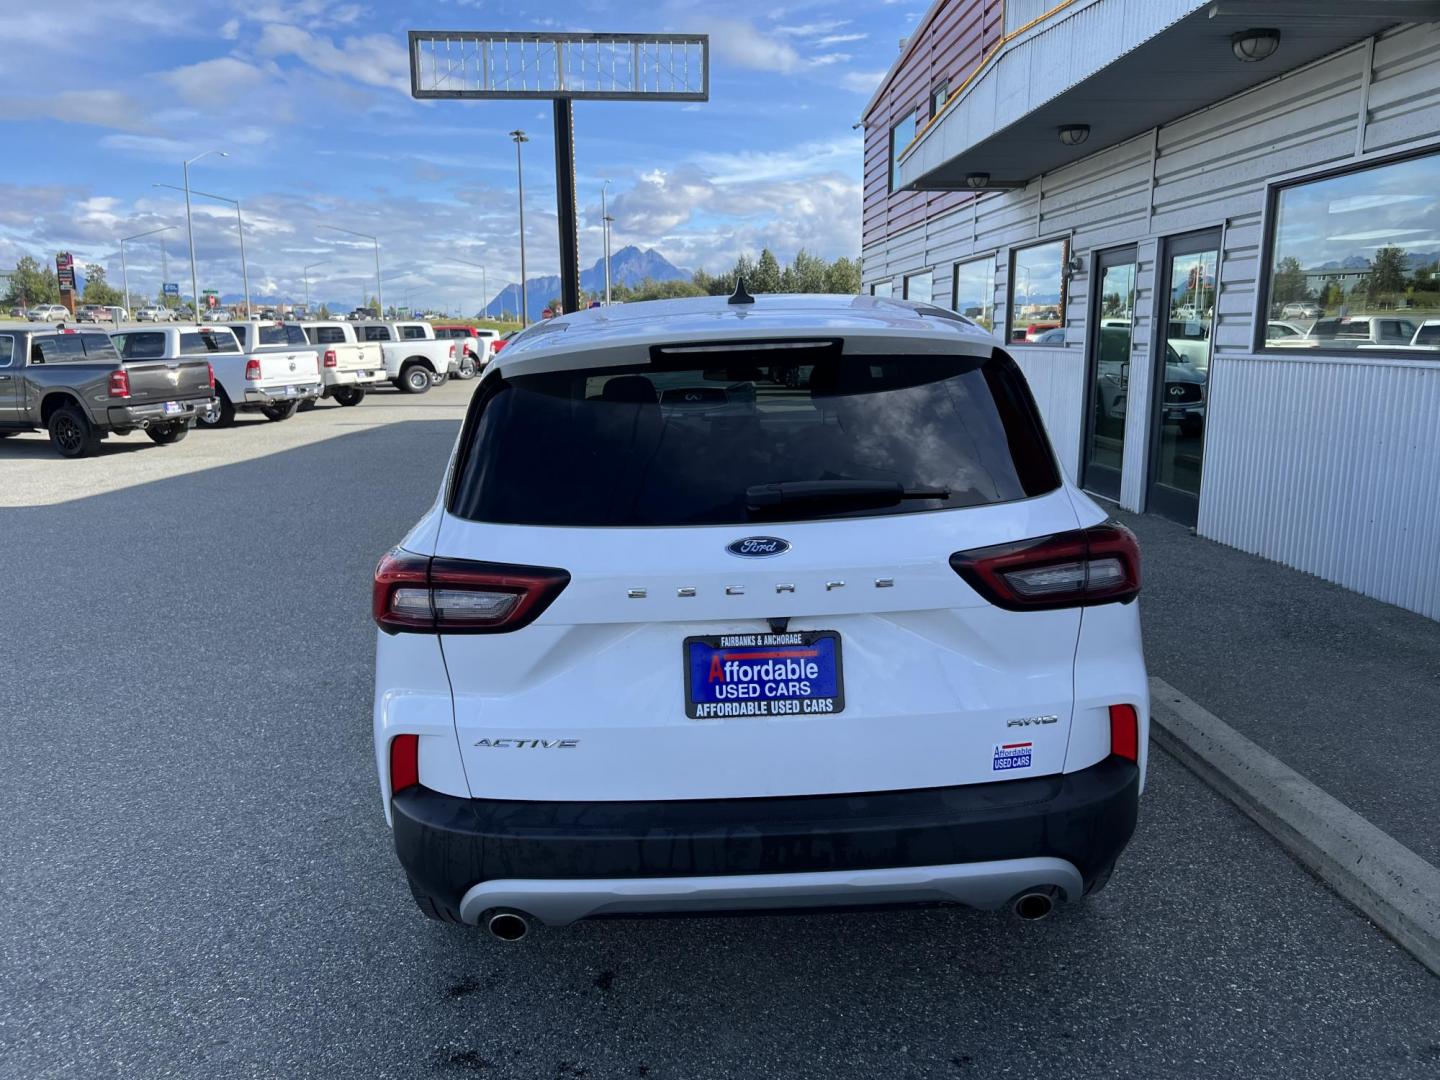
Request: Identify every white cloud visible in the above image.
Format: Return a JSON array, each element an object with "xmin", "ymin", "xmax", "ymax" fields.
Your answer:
[
  {"xmin": 692, "ymin": 19, "xmax": 806, "ymax": 74},
  {"xmin": 163, "ymin": 58, "xmax": 267, "ymax": 108},
  {"xmin": 817, "ymin": 33, "xmax": 867, "ymax": 45},
  {"xmin": 256, "ymin": 24, "xmax": 411, "ymax": 94},
  {"xmin": 220, "ymin": 18, "xmax": 240, "ymax": 39},
  {"xmin": 840, "ymin": 70, "xmax": 886, "ymax": 94},
  {"xmin": 0, "ymin": 90, "xmax": 150, "ymax": 133}
]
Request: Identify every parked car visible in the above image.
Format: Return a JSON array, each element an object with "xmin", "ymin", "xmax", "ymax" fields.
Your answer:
[
  {"xmin": 1408, "ymin": 319, "xmax": 1440, "ymax": 347},
  {"xmin": 109, "ymin": 325, "xmax": 319, "ymax": 427},
  {"xmin": 430, "ymin": 324, "xmax": 495, "ymax": 378},
  {"xmin": 136, "ymin": 306, "xmax": 174, "ymax": 322},
  {"xmin": 1030, "ymin": 327, "xmax": 1066, "ymax": 345},
  {"xmin": 372, "ymin": 293, "xmax": 1148, "ymax": 937},
  {"xmin": 9, "ymin": 307, "xmax": 28, "ymax": 319},
  {"xmin": 489, "ymin": 329, "xmax": 519, "ymax": 357},
  {"xmin": 297, "ymin": 320, "xmax": 390, "ymax": 405},
  {"xmin": 1280, "ymin": 301, "xmax": 1322, "ymax": 319},
  {"xmin": 1265, "ymin": 320, "xmax": 1306, "ymax": 340},
  {"xmin": 1296, "ymin": 315, "xmax": 1418, "ymax": 348},
  {"xmin": 352, "ymin": 320, "xmax": 457, "ymax": 393},
  {"xmin": 27, "ymin": 304, "xmax": 69, "ymax": 322},
  {"xmin": 0, "ymin": 325, "xmax": 212, "ymax": 456}
]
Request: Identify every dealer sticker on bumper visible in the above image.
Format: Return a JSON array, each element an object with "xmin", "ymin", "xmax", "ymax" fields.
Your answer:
[
  {"xmin": 684, "ymin": 631, "xmax": 843, "ymax": 719},
  {"xmin": 993, "ymin": 742, "xmax": 1034, "ymax": 771}
]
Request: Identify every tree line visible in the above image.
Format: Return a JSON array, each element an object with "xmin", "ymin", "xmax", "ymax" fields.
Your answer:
[
  {"xmin": 1270, "ymin": 247, "xmax": 1440, "ymax": 312},
  {"xmin": 2, "ymin": 254, "xmax": 158, "ymax": 309},
  {"xmin": 600, "ymin": 249, "xmax": 862, "ymax": 305}
]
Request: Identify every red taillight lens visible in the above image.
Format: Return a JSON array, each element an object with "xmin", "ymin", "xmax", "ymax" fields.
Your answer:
[
  {"xmin": 950, "ymin": 521, "xmax": 1140, "ymax": 611},
  {"xmin": 390, "ymin": 733, "xmax": 419, "ymax": 794},
  {"xmin": 448, "ymin": 344, "xmax": 456, "ymax": 358},
  {"xmin": 1109, "ymin": 704, "xmax": 1139, "ymax": 763},
  {"xmin": 107, "ymin": 369, "xmax": 130, "ymax": 398},
  {"xmin": 372, "ymin": 549, "xmax": 570, "ymax": 635},
  {"xmin": 207, "ymin": 362, "xmax": 215, "ymax": 390},
  {"xmin": 244, "ymin": 358, "xmax": 261, "ymax": 381},
  {"xmin": 323, "ymin": 349, "xmax": 338, "ymax": 368}
]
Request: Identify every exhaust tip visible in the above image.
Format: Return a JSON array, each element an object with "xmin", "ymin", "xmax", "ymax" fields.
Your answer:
[
  {"xmin": 487, "ymin": 911, "xmax": 530, "ymax": 941},
  {"xmin": 1012, "ymin": 891, "xmax": 1056, "ymax": 921}
]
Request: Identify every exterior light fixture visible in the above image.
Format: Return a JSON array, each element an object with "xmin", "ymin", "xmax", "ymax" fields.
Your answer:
[
  {"xmin": 1231, "ymin": 28, "xmax": 1280, "ymax": 63},
  {"xmin": 1058, "ymin": 124, "xmax": 1089, "ymax": 146},
  {"xmin": 965, "ymin": 173, "xmax": 990, "ymax": 189}
]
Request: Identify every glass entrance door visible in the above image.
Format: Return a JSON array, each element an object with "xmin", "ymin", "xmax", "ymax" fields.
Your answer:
[
  {"xmin": 1081, "ymin": 247, "xmax": 1137, "ymax": 501},
  {"xmin": 1148, "ymin": 230, "xmax": 1219, "ymax": 526}
]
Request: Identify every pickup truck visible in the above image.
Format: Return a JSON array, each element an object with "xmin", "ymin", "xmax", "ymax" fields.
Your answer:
[
  {"xmin": 296, "ymin": 321, "xmax": 389, "ymax": 405},
  {"xmin": 431, "ymin": 324, "xmax": 496, "ymax": 379},
  {"xmin": 0, "ymin": 324, "xmax": 213, "ymax": 457},
  {"xmin": 109, "ymin": 325, "xmax": 320, "ymax": 428},
  {"xmin": 352, "ymin": 320, "xmax": 457, "ymax": 394}
]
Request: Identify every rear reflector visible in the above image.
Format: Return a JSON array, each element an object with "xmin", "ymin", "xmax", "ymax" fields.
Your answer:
[
  {"xmin": 950, "ymin": 521, "xmax": 1141, "ymax": 611},
  {"xmin": 372, "ymin": 549, "xmax": 570, "ymax": 634},
  {"xmin": 1109, "ymin": 704, "xmax": 1139, "ymax": 763},
  {"xmin": 390, "ymin": 734, "xmax": 419, "ymax": 793}
]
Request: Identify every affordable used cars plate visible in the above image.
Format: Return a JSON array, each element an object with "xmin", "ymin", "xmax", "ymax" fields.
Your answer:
[{"xmin": 683, "ymin": 631, "xmax": 844, "ymax": 719}]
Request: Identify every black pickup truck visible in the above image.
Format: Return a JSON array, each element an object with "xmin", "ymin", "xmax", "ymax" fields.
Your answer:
[{"xmin": 0, "ymin": 324, "xmax": 215, "ymax": 457}]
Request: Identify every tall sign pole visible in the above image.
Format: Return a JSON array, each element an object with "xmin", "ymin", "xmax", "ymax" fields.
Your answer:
[{"xmin": 409, "ymin": 31, "xmax": 708, "ymax": 320}]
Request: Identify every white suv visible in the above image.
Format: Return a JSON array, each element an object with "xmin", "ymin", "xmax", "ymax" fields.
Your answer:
[{"xmin": 372, "ymin": 293, "xmax": 1148, "ymax": 940}]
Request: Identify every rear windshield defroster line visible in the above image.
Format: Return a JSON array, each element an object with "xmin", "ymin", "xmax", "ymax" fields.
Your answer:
[{"xmin": 448, "ymin": 346, "xmax": 1060, "ymax": 527}]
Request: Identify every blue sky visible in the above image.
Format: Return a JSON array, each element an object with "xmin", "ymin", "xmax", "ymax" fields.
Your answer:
[{"xmin": 0, "ymin": 0, "xmax": 922, "ymax": 312}]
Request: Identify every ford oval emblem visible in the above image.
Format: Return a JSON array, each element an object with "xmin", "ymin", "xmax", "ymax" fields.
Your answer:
[{"xmin": 726, "ymin": 536, "xmax": 790, "ymax": 559}]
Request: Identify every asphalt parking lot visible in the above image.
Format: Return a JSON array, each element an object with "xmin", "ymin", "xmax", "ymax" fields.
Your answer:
[{"xmin": 3, "ymin": 385, "xmax": 1438, "ymax": 1079}]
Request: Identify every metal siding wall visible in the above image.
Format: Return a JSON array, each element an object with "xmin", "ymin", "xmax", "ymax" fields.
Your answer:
[
  {"xmin": 1201, "ymin": 357, "xmax": 1440, "ymax": 620},
  {"xmin": 861, "ymin": 23, "xmax": 1440, "ymax": 617}
]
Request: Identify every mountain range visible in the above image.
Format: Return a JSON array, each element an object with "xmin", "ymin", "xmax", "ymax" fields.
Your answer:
[{"xmin": 484, "ymin": 246, "xmax": 689, "ymax": 320}]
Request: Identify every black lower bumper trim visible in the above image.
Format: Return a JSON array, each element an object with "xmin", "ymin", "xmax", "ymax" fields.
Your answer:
[{"xmin": 392, "ymin": 757, "xmax": 1140, "ymax": 913}]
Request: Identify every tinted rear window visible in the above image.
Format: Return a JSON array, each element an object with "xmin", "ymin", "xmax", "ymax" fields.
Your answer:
[
  {"xmin": 400, "ymin": 325, "xmax": 428, "ymax": 340},
  {"xmin": 259, "ymin": 324, "xmax": 308, "ymax": 346},
  {"xmin": 179, "ymin": 331, "xmax": 239, "ymax": 353},
  {"xmin": 450, "ymin": 346, "xmax": 1058, "ymax": 527},
  {"xmin": 310, "ymin": 326, "xmax": 347, "ymax": 344}
]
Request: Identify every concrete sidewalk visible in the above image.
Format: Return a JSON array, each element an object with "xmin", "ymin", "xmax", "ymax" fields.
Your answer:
[{"xmin": 1118, "ymin": 507, "xmax": 1440, "ymax": 868}]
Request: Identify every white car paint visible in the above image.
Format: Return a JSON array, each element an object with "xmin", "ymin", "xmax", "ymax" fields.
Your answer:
[{"xmin": 372, "ymin": 293, "xmax": 1149, "ymax": 926}]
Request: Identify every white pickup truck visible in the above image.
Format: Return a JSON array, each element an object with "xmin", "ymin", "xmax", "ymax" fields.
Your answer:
[
  {"xmin": 297, "ymin": 321, "xmax": 389, "ymax": 406},
  {"xmin": 110, "ymin": 325, "xmax": 320, "ymax": 427},
  {"xmin": 352, "ymin": 321, "xmax": 457, "ymax": 394}
]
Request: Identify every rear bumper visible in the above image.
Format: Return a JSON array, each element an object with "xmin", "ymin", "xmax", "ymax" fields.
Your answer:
[
  {"xmin": 106, "ymin": 398, "xmax": 213, "ymax": 427},
  {"xmin": 322, "ymin": 369, "xmax": 387, "ymax": 389},
  {"xmin": 243, "ymin": 381, "xmax": 321, "ymax": 404},
  {"xmin": 392, "ymin": 755, "xmax": 1139, "ymax": 925}
]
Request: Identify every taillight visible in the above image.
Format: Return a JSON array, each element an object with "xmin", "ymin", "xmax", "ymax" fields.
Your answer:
[
  {"xmin": 390, "ymin": 734, "xmax": 419, "ymax": 794},
  {"xmin": 372, "ymin": 549, "xmax": 570, "ymax": 635},
  {"xmin": 207, "ymin": 362, "xmax": 215, "ymax": 390},
  {"xmin": 108, "ymin": 369, "xmax": 130, "ymax": 398},
  {"xmin": 950, "ymin": 521, "xmax": 1140, "ymax": 611},
  {"xmin": 1109, "ymin": 704, "xmax": 1139, "ymax": 763},
  {"xmin": 323, "ymin": 349, "xmax": 337, "ymax": 368},
  {"xmin": 448, "ymin": 344, "xmax": 456, "ymax": 358},
  {"xmin": 244, "ymin": 358, "xmax": 261, "ymax": 381}
]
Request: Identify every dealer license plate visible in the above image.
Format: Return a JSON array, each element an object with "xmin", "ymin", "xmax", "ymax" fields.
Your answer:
[
  {"xmin": 683, "ymin": 631, "xmax": 844, "ymax": 719},
  {"xmin": 285, "ymin": 385, "xmax": 296, "ymax": 395},
  {"xmin": 162, "ymin": 401, "xmax": 182, "ymax": 416}
]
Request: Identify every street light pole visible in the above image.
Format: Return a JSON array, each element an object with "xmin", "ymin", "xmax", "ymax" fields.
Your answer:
[
  {"xmin": 320, "ymin": 225, "xmax": 382, "ymax": 317},
  {"xmin": 304, "ymin": 261, "xmax": 324, "ymax": 313},
  {"xmin": 182, "ymin": 150, "xmax": 228, "ymax": 322},
  {"xmin": 510, "ymin": 130, "xmax": 530, "ymax": 327},
  {"xmin": 155, "ymin": 182, "xmax": 249, "ymax": 317},
  {"xmin": 452, "ymin": 258, "xmax": 491, "ymax": 321},
  {"xmin": 118, "ymin": 226, "xmax": 176, "ymax": 316},
  {"xmin": 601, "ymin": 180, "xmax": 612, "ymax": 307}
]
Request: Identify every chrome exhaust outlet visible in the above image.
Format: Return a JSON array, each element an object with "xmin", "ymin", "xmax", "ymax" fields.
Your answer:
[
  {"xmin": 1012, "ymin": 889, "xmax": 1056, "ymax": 921},
  {"xmin": 486, "ymin": 911, "xmax": 530, "ymax": 941}
]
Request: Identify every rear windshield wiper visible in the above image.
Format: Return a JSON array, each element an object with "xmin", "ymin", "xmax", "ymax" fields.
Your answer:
[{"xmin": 746, "ymin": 480, "xmax": 950, "ymax": 512}]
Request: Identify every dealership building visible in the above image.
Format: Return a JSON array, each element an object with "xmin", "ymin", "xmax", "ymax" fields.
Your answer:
[{"xmin": 862, "ymin": 0, "xmax": 1440, "ymax": 621}]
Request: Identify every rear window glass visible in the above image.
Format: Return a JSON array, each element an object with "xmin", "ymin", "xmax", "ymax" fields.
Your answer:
[
  {"xmin": 450, "ymin": 347, "xmax": 1058, "ymax": 527},
  {"xmin": 179, "ymin": 330, "xmax": 240, "ymax": 353},
  {"xmin": 33, "ymin": 336, "xmax": 87, "ymax": 363},
  {"xmin": 310, "ymin": 326, "xmax": 347, "ymax": 344},
  {"xmin": 361, "ymin": 326, "xmax": 391, "ymax": 342},
  {"xmin": 400, "ymin": 324, "xmax": 428, "ymax": 340},
  {"xmin": 115, "ymin": 332, "xmax": 166, "ymax": 360},
  {"xmin": 259, "ymin": 324, "xmax": 308, "ymax": 346},
  {"xmin": 1414, "ymin": 324, "xmax": 1440, "ymax": 345}
]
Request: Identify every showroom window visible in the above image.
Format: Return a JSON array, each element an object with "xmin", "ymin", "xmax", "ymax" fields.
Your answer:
[
  {"xmin": 1263, "ymin": 151, "xmax": 1440, "ymax": 354},
  {"xmin": 904, "ymin": 270, "xmax": 933, "ymax": 304},
  {"xmin": 1008, "ymin": 239, "xmax": 1067, "ymax": 345},
  {"xmin": 952, "ymin": 256, "xmax": 996, "ymax": 332},
  {"xmin": 871, "ymin": 280, "xmax": 894, "ymax": 298},
  {"xmin": 889, "ymin": 109, "xmax": 917, "ymax": 192}
]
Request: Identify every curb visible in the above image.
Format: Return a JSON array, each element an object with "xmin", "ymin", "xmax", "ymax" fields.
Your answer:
[{"xmin": 1148, "ymin": 676, "xmax": 1440, "ymax": 978}]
